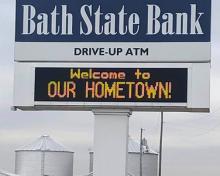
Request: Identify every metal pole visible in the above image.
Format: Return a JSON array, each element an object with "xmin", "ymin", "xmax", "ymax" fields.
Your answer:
[
  {"xmin": 41, "ymin": 151, "xmax": 45, "ymax": 176},
  {"xmin": 140, "ymin": 128, "xmax": 144, "ymax": 176},
  {"xmin": 159, "ymin": 111, "xmax": 164, "ymax": 176},
  {"xmin": 89, "ymin": 151, "xmax": 94, "ymax": 173}
]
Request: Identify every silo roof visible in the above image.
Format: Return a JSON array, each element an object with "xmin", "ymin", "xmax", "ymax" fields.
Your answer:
[
  {"xmin": 128, "ymin": 137, "xmax": 158, "ymax": 154},
  {"xmin": 16, "ymin": 135, "xmax": 73, "ymax": 153},
  {"xmin": 0, "ymin": 170, "xmax": 19, "ymax": 176},
  {"xmin": 89, "ymin": 137, "xmax": 158, "ymax": 154}
]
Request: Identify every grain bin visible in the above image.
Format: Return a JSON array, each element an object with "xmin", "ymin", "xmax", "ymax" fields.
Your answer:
[
  {"xmin": 0, "ymin": 170, "xmax": 19, "ymax": 176},
  {"xmin": 127, "ymin": 137, "xmax": 158, "ymax": 176},
  {"xmin": 15, "ymin": 135, "xmax": 74, "ymax": 176},
  {"xmin": 89, "ymin": 137, "xmax": 158, "ymax": 176}
]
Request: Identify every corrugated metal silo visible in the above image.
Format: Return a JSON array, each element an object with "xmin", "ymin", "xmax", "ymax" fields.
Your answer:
[
  {"xmin": 15, "ymin": 135, "xmax": 74, "ymax": 176},
  {"xmin": 128, "ymin": 137, "xmax": 158, "ymax": 176}
]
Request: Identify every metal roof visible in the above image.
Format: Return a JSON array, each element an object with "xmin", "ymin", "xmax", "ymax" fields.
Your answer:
[
  {"xmin": 89, "ymin": 137, "xmax": 158, "ymax": 154},
  {"xmin": 128, "ymin": 137, "xmax": 158, "ymax": 154},
  {"xmin": 16, "ymin": 135, "xmax": 73, "ymax": 153},
  {"xmin": 0, "ymin": 170, "xmax": 19, "ymax": 176}
]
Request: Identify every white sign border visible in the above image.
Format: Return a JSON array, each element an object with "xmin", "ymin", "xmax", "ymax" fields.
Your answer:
[{"xmin": 13, "ymin": 62, "xmax": 210, "ymax": 112}]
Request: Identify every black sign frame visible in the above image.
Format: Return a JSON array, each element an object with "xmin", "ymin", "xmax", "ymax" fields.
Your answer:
[{"xmin": 34, "ymin": 67, "xmax": 188, "ymax": 103}]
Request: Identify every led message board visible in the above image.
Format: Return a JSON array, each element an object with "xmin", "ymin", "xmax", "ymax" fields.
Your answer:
[
  {"xmin": 14, "ymin": 0, "xmax": 211, "ymax": 62},
  {"xmin": 35, "ymin": 68, "xmax": 187, "ymax": 103}
]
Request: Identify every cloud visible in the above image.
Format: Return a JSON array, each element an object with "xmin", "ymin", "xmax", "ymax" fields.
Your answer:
[{"xmin": 0, "ymin": 0, "xmax": 15, "ymax": 66}]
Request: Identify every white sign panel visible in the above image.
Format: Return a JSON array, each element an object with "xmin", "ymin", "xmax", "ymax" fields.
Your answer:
[
  {"xmin": 14, "ymin": 0, "xmax": 211, "ymax": 62},
  {"xmin": 13, "ymin": 63, "xmax": 210, "ymax": 112}
]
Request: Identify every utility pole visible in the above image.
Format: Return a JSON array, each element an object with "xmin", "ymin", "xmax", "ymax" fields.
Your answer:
[
  {"xmin": 159, "ymin": 111, "xmax": 164, "ymax": 176},
  {"xmin": 140, "ymin": 128, "xmax": 144, "ymax": 176},
  {"xmin": 41, "ymin": 151, "xmax": 45, "ymax": 176}
]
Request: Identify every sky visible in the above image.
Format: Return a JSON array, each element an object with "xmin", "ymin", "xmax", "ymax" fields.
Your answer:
[{"xmin": 0, "ymin": 0, "xmax": 220, "ymax": 176}]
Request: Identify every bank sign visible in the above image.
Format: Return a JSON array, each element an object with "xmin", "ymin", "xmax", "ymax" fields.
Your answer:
[{"xmin": 15, "ymin": 0, "xmax": 211, "ymax": 62}]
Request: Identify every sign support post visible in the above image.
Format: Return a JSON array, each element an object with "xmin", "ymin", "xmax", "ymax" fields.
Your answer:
[
  {"xmin": 159, "ymin": 111, "xmax": 164, "ymax": 176},
  {"xmin": 92, "ymin": 109, "xmax": 131, "ymax": 176},
  {"xmin": 140, "ymin": 128, "xmax": 144, "ymax": 176}
]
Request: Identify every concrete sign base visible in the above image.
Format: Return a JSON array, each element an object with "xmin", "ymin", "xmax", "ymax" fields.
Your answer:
[{"xmin": 92, "ymin": 109, "xmax": 132, "ymax": 176}]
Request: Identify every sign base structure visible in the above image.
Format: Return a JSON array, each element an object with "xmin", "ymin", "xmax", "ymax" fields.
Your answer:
[
  {"xmin": 93, "ymin": 109, "xmax": 131, "ymax": 176},
  {"xmin": 13, "ymin": 62, "xmax": 210, "ymax": 112}
]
